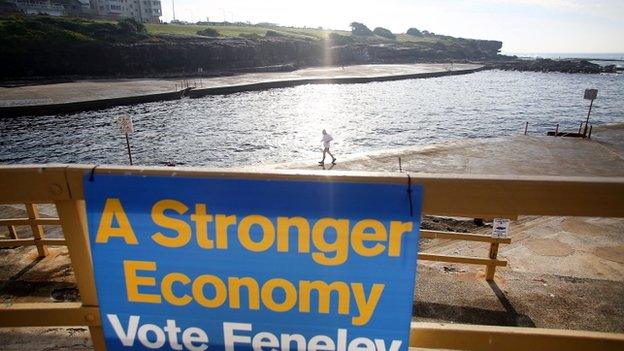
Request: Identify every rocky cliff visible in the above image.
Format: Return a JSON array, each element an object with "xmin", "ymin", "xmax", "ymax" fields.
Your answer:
[
  {"xmin": 0, "ymin": 17, "xmax": 502, "ymax": 79},
  {"xmin": 2, "ymin": 36, "xmax": 503, "ymax": 79}
]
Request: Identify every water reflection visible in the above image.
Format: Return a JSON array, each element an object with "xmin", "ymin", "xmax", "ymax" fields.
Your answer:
[{"xmin": 1, "ymin": 70, "xmax": 622, "ymax": 167}]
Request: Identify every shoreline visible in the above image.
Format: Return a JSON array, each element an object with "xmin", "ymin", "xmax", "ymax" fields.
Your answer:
[
  {"xmin": 0, "ymin": 64, "xmax": 483, "ymax": 118},
  {"xmin": 264, "ymin": 123, "xmax": 624, "ymax": 177}
]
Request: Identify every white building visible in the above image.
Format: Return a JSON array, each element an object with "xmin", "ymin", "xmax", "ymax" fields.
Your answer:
[
  {"xmin": 92, "ymin": 0, "xmax": 162, "ymax": 22},
  {"xmin": 8, "ymin": 0, "xmax": 90, "ymax": 16},
  {"xmin": 6, "ymin": 0, "xmax": 161, "ymax": 22}
]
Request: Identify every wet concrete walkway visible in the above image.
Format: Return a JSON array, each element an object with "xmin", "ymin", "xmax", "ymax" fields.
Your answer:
[{"xmin": 0, "ymin": 63, "xmax": 481, "ymax": 107}]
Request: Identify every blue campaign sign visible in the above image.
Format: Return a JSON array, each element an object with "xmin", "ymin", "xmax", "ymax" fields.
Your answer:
[{"xmin": 84, "ymin": 173, "xmax": 423, "ymax": 351}]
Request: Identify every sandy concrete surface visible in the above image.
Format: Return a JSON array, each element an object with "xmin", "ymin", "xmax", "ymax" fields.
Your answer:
[
  {"xmin": 268, "ymin": 123, "xmax": 624, "ymax": 176},
  {"xmin": 1, "ymin": 124, "xmax": 623, "ymax": 350},
  {"xmin": 0, "ymin": 63, "xmax": 480, "ymax": 107}
]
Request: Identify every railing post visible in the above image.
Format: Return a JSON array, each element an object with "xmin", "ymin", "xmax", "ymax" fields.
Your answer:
[
  {"xmin": 555, "ymin": 123, "xmax": 559, "ymax": 136},
  {"xmin": 588, "ymin": 125, "xmax": 593, "ymax": 139},
  {"xmin": 524, "ymin": 122, "xmax": 528, "ymax": 135},
  {"xmin": 55, "ymin": 200, "xmax": 106, "ymax": 351},
  {"xmin": 486, "ymin": 242, "xmax": 500, "ymax": 281},
  {"xmin": 8, "ymin": 225, "xmax": 18, "ymax": 239},
  {"xmin": 26, "ymin": 203, "xmax": 48, "ymax": 257}
]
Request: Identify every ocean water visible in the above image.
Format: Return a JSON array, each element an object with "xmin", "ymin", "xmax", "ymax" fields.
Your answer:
[
  {"xmin": 504, "ymin": 52, "xmax": 624, "ymax": 60},
  {"xmin": 1, "ymin": 70, "xmax": 623, "ymax": 167}
]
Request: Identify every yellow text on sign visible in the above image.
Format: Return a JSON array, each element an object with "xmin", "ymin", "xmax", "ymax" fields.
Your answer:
[{"xmin": 95, "ymin": 198, "xmax": 414, "ymax": 266}]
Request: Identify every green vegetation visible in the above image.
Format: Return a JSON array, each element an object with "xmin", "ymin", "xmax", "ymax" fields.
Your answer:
[
  {"xmin": 0, "ymin": 16, "xmax": 147, "ymax": 44},
  {"xmin": 373, "ymin": 27, "xmax": 395, "ymax": 39},
  {"xmin": 327, "ymin": 32, "xmax": 354, "ymax": 44},
  {"xmin": 406, "ymin": 28, "xmax": 422, "ymax": 37},
  {"xmin": 118, "ymin": 18, "xmax": 147, "ymax": 36},
  {"xmin": 144, "ymin": 23, "xmax": 334, "ymax": 40},
  {"xmin": 196, "ymin": 27, "xmax": 219, "ymax": 37},
  {"xmin": 239, "ymin": 32, "xmax": 262, "ymax": 40},
  {"xmin": 350, "ymin": 22, "xmax": 374, "ymax": 36},
  {"xmin": 0, "ymin": 16, "xmax": 501, "ymax": 49}
]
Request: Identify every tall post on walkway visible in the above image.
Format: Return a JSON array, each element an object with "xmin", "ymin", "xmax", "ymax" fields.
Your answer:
[
  {"xmin": 583, "ymin": 88, "xmax": 598, "ymax": 138},
  {"xmin": 125, "ymin": 133, "xmax": 133, "ymax": 165}
]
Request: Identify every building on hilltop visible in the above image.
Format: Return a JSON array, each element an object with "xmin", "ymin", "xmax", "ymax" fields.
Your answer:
[
  {"xmin": 91, "ymin": 0, "xmax": 161, "ymax": 22},
  {"xmin": 2, "ymin": 0, "xmax": 161, "ymax": 22},
  {"xmin": 5, "ymin": 0, "xmax": 90, "ymax": 16}
]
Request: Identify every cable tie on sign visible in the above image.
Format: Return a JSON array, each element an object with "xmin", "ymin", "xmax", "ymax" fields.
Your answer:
[
  {"xmin": 89, "ymin": 165, "xmax": 99, "ymax": 182},
  {"xmin": 407, "ymin": 174, "xmax": 413, "ymax": 217}
]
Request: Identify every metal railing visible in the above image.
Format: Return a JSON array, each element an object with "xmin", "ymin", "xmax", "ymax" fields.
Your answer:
[{"xmin": 0, "ymin": 165, "xmax": 623, "ymax": 351}]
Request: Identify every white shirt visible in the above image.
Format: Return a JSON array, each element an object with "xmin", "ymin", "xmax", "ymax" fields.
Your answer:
[{"xmin": 321, "ymin": 133, "xmax": 333, "ymax": 148}]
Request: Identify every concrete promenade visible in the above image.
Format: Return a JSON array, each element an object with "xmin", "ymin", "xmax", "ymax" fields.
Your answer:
[
  {"xmin": 0, "ymin": 63, "xmax": 481, "ymax": 107},
  {"xmin": 268, "ymin": 123, "xmax": 624, "ymax": 177}
]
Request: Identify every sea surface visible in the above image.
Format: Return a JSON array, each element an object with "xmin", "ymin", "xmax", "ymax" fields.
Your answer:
[{"xmin": 1, "ymin": 70, "xmax": 623, "ymax": 167}]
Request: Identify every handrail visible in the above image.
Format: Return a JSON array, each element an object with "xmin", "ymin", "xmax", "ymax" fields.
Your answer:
[
  {"xmin": 419, "ymin": 229, "xmax": 512, "ymax": 280},
  {"xmin": 410, "ymin": 322, "xmax": 624, "ymax": 351},
  {"xmin": 421, "ymin": 229, "xmax": 511, "ymax": 243},
  {"xmin": 1, "ymin": 165, "xmax": 623, "ymax": 218},
  {"xmin": 0, "ymin": 218, "xmax": 61, "ymax": 226},
  {"xmin": 0, "ymin": 238, "xmax": 65, "ymax": 248}
]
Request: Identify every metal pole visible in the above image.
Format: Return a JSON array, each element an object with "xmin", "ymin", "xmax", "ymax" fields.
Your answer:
[
  {"xmin": 555, "ymin": 123, "xmax": 559, "ymax": 136},
  {"xmin": 125, "ymin": 133, "xmax": 133, "ymax": 165},
  {"xmin": 399, "ymin": 157, "xmax": 402, "ymax": 173},
  {"xmin": 524, "ymin": 122, "xmax": 528, "ymax": 135},
  {"xmin": 588, "ymin": 125, "xmax": 593, "ymax": 139},
  {"xmin": 583, "ymin": 98, "xmax": 594, "ymax": 137}
]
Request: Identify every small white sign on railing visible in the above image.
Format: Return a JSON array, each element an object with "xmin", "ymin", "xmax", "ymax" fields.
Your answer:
[
  {"xmin": 116, "ymin": 115, "xmax": 134, "ymax": 134},
  {"xmin": 492, "ymin": 218, "xmax": 510, "ymax": 238}
]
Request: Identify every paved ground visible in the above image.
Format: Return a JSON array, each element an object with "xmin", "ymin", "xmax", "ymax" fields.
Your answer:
[
  {"xmin": 0, "ymin": 124, "xmax": 623, "ymax": 349},
  {"xmin": 0, "ymin": 63, "xmax": 479, "ymax": 107},
  {"xmin": 268, "ymin": 123, "xmax": 624, "ymax": 176}
]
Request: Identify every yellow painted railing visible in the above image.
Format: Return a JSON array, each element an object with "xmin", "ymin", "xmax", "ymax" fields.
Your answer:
[{"xmin": 0, "ymin": 164, "xmax": 623, "ymax": 351}]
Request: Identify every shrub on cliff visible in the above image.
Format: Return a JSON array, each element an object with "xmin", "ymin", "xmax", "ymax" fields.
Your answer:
[
  {"xmin": 197, "ymin": 28, "xmax": 220, "ymax": 37},
  {"xmin": 350, "ymin": 22, "xmax": 373, "ymax": 36},
  {"xmin": 406, "ymin": 28, "xmax": 422, "ymax": 36},
  {"xmin": 118, "ymin": 18, "xmax": 147, "ymax": 35},
  {"xmin": 373, "ymin": 27, "xmax": 395, "ymax": 39}
]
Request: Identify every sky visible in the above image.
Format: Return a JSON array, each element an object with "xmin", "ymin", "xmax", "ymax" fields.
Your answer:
[{"xmin": 160, "ymin": 0, "xmax": 624, "ymax": 54}]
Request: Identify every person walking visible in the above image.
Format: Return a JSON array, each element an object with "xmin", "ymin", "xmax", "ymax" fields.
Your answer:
[{"xmin": 319, "ymin": 129, "xmax": 336, "ymax": 165}]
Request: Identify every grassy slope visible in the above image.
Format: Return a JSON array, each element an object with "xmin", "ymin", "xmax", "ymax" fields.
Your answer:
[
  {"xmin": 145, "ymin": 23, "xmax": 346, "ymax": 40},
  {"xmin": 0, "ymin": 16, "xmax": 491, "ymax": 48},
  {"xmin": 144, "ymin": 23, "xmax": 445, "ymax": 44}
]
